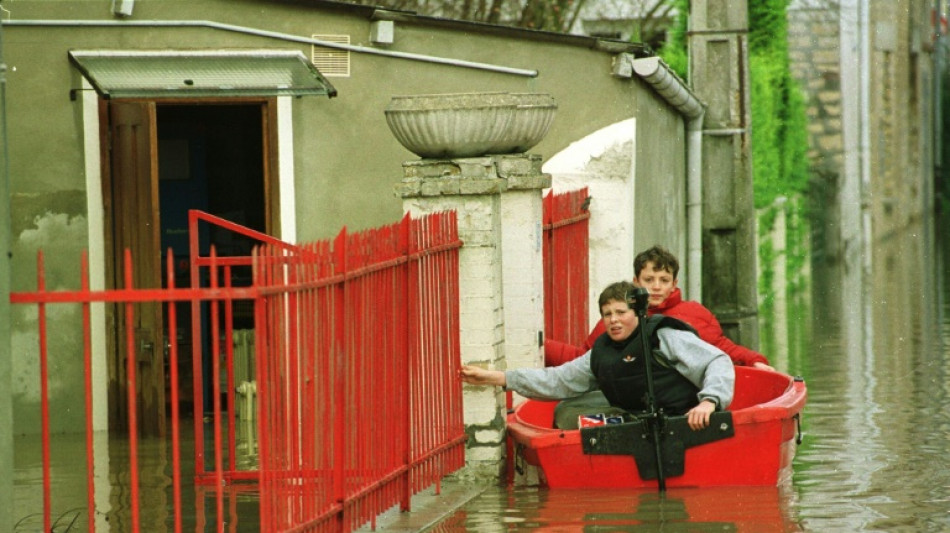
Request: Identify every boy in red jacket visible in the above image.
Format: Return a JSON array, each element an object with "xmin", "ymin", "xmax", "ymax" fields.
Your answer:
[{"xmin": 545, "ymin": 245, "xmax": 774, "ymax": 371}]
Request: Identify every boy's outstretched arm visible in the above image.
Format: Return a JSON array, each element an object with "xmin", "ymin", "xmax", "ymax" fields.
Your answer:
[{"xmin": 459, "ymin": 365, "xmax": 506, "ymax": 387}]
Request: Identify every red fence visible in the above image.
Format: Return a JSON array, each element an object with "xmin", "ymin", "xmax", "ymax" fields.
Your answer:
[
  {"xmin": 542, "ymin": 188, "xmax": 591, "ymax": 347},
  {"xmin": 9, "ymin": 210, "xmax": 465, "ymax": 532},
  {"xmin": 252, "ymin": 212, "xmax": 466, "ymax": 531}
]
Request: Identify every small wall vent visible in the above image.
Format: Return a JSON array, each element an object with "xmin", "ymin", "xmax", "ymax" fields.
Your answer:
[{"xmin": 311, "ymin": 35, "xmax": 351, "ymax": 77}]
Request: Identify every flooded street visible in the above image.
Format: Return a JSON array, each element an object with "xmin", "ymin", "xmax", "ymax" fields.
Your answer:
[
  {"xmin": 13, "ymin": 209, "xmax": 949, "ymax": 532},
  {"xmin": 433, "ymin": 209, "xmax": 950, "ymax": 532}
]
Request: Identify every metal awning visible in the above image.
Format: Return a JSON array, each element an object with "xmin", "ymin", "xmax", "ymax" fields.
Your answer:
[{"xmin": 68, "ymin": 49, "xmax": 337, "ymax": 99}]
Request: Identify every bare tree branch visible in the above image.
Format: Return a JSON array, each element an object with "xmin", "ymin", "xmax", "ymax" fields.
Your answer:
[{"xmin": 339, "ymin": 0, "xmax": 673, "ymax": 39}]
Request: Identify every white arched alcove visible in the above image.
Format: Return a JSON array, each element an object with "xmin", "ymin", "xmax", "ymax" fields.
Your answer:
[{"xmin": 542, "ymin": 118, "xmax": 638, "ymax": 330}]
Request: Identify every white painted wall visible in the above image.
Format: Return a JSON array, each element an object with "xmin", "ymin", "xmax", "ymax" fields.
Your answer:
[{"xmin": 543, "ymin": 119, "xmax": 638, "ymax": 329}]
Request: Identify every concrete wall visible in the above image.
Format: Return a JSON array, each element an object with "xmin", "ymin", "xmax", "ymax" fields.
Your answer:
[{"xmin": 688, "ymin": 0, "xmax": 760, "ymax": 349}]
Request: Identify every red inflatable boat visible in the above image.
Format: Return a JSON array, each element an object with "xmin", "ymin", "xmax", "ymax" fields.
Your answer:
[{"xmin": 506, "ymin": 367, "xmax": 807, "ymax": 488}]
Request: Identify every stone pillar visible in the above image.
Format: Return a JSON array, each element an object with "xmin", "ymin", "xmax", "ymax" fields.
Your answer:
[
  {"xmin": 498, "ymin": 155, "xmax": 549, "ymax": 374},
  {"xmin": 398, "ymin": 154, "xmax": 549, "ymax": 480},
  {"xmin": 688, "ymin": 0, "xmax": 760, "ymax": 349},
  {"xmin": 499, "ymin": 156, "xmax": 549, "ymax": 486}
]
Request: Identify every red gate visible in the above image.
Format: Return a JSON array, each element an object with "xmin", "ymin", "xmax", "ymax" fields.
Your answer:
[
  {"xmin": 542, "ymin": 187, "xmax": 590, "ymax": 347},
  {"xmin": 10, "ymin": 210, "xmax": 465, "ymax": 532}
]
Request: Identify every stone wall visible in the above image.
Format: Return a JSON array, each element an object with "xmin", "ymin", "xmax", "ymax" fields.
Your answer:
[
  {"xmin": 788, "ymin": 0, "xmax": 936, "ymax": 265},
  {"xmin": 787, "ymin": 1, "xmax": 844, "ymax": 266}
]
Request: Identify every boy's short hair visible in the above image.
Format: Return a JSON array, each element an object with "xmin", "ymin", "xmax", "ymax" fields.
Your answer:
[
  {"xmin": 598, "ymin": 280, "xmax": 636, "ymax": 311},
  {"xmin": 634, "ymin": 245, "xmax": 679, "ymax": 279}
]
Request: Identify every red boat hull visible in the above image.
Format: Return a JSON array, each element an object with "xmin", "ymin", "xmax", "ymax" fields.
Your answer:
[{"xmin": 506, "ymin": 367, "xmax": 807, "ymax": 488}]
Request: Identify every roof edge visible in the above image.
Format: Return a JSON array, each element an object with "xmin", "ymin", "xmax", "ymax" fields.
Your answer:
[{"xmin": 265, "ymin": 0, "xmax": 654, "ymax": 56}]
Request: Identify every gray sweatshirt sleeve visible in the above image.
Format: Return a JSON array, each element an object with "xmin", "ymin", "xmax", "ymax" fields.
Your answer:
[
  {"xmin": 504, "ymin": 351, "xmax": 599, "ymax": 400},
  {"xmin": 657, "ymin": 329, "xmax": 735, "ymax": 409}
]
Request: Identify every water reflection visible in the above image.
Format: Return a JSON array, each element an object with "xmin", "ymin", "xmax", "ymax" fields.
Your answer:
[
  {"xmin": 789, "ymin": 213, "xmax": 950, "ymax": 532},
  {"xmin": 435, "ymin": 485, "xmax": 802, "ymax": 532},
  {"xmin": 13, "ymin": 419, "xmax": 261, "ymax": 532}
]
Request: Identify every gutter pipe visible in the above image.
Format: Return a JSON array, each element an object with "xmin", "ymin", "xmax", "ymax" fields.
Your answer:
[
  {"xmin": 632, "ymin": 56, "xmax": 706, "ymax": 300},
  {"xmin": 4, "ymin": 19, "xmax": 539, "ymax": 78}
]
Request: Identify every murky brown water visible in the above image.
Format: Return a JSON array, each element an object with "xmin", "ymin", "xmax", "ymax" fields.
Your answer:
[{"xmin": 14, "ymin": 211, "xmax": 949, "ymax": 532}]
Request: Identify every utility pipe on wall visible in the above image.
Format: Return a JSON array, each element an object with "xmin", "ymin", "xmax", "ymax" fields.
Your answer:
[
  {"xmin": 632, "ymin": 57, "xmax": 706, "ymax": 300},
  {"xmin": 5, "ymin": 19, "xmax": 539, "ymax": 77}
]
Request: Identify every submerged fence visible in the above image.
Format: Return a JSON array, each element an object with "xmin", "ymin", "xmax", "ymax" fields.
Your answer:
[{"xmin": 10, "ymin": 210, "xmax": 465, "ymax": 532}]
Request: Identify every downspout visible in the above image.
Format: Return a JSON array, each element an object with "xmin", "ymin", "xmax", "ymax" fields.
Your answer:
[
  {"xmin": 5, "ymin": 19, "xmax": 538, "ymax": 77},
  {"xmin": 684, "ymin": 113, "xmax": 705, "ymax": 301},
  {"xmin": 631, "ymin": 56, "xmax": 706, "ymax": 299}
]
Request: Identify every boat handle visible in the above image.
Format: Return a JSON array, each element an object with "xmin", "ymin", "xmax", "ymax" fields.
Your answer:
[{"xmin": 794, "ymin": 413, "xmax": 803, "ymax": 445}]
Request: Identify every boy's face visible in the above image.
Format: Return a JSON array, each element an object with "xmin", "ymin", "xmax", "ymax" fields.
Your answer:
[
  {"xmin": 600, "ymin": 299, "xmax": 639, "ymax": 342},
  {"xmin": 634, "ymin": 261, "xmax": 678, "ymax": 307}
]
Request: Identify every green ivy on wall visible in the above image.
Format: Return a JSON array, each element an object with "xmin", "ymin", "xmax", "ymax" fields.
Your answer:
[
  {"xmin": 658, "ymin": 0, "xmax": 689, "ymax": 81},
  {"xmin": 749, "ymin": 0, "xmax": 810, "ymax": 209}
]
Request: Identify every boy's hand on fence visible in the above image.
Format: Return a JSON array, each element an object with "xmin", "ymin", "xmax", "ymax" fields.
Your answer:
[{"xmin": 459, "ymin": 365, "xmax": 506, "ymax": 388}]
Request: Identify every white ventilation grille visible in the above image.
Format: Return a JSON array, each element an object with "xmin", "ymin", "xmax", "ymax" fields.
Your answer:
[{"xmin": 311, "ymin": 35, "xmax": 351, "ymax": 77}]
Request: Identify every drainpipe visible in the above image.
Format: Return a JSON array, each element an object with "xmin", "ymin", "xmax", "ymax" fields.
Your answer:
[{"xmin": 631, "ymin": 56, "xmax": 706, "ymax": 299}]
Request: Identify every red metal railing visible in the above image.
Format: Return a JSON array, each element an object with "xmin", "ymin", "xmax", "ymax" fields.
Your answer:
[
  {"xmin": 542, "ymin": 187, "xmax": 590, "ymax": 347},
  {"xmin": 9, "ymin": 210, "xmax": 465, "ymax": 532},
  {"xmin": 187, "ymin": 209, "xmax": 301, "ymax": 490},
  {"xmin": 253, "ymin": 212, "xmax": 466, "ymax": 531}
]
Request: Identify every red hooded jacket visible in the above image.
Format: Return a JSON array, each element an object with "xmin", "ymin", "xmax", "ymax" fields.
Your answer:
[{"xmin": 544, "ymin": 288, "xmax": 770, "ymax": 368}]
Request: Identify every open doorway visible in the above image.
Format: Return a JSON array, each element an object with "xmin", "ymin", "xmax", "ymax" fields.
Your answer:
[
  {"xmin": 157, "ymin": 104, "xmax": 267, "ymax": 423},
  {"xmin": 105, "ymin": 101, "xmax": 272, "ymax": 436}
]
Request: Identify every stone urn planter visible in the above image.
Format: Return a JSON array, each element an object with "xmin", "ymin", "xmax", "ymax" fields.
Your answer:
[{"xmin": 384, "ymin": 92, "xmax": 557, "ymax": 159}]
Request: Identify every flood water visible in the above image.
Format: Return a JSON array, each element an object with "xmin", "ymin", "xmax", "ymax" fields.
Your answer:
[
  {"xmin": 13, "ymin": 209, "xmax": 950, "ymax": 532},
  {"xmin": 433, "ymin": 208, "xmax": 950, "ymax": 532}
]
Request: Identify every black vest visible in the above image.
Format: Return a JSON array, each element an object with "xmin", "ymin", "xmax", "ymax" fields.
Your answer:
[{"xmin": 589, "ymin": 314, "xmax": 700, "ymax": 415}]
